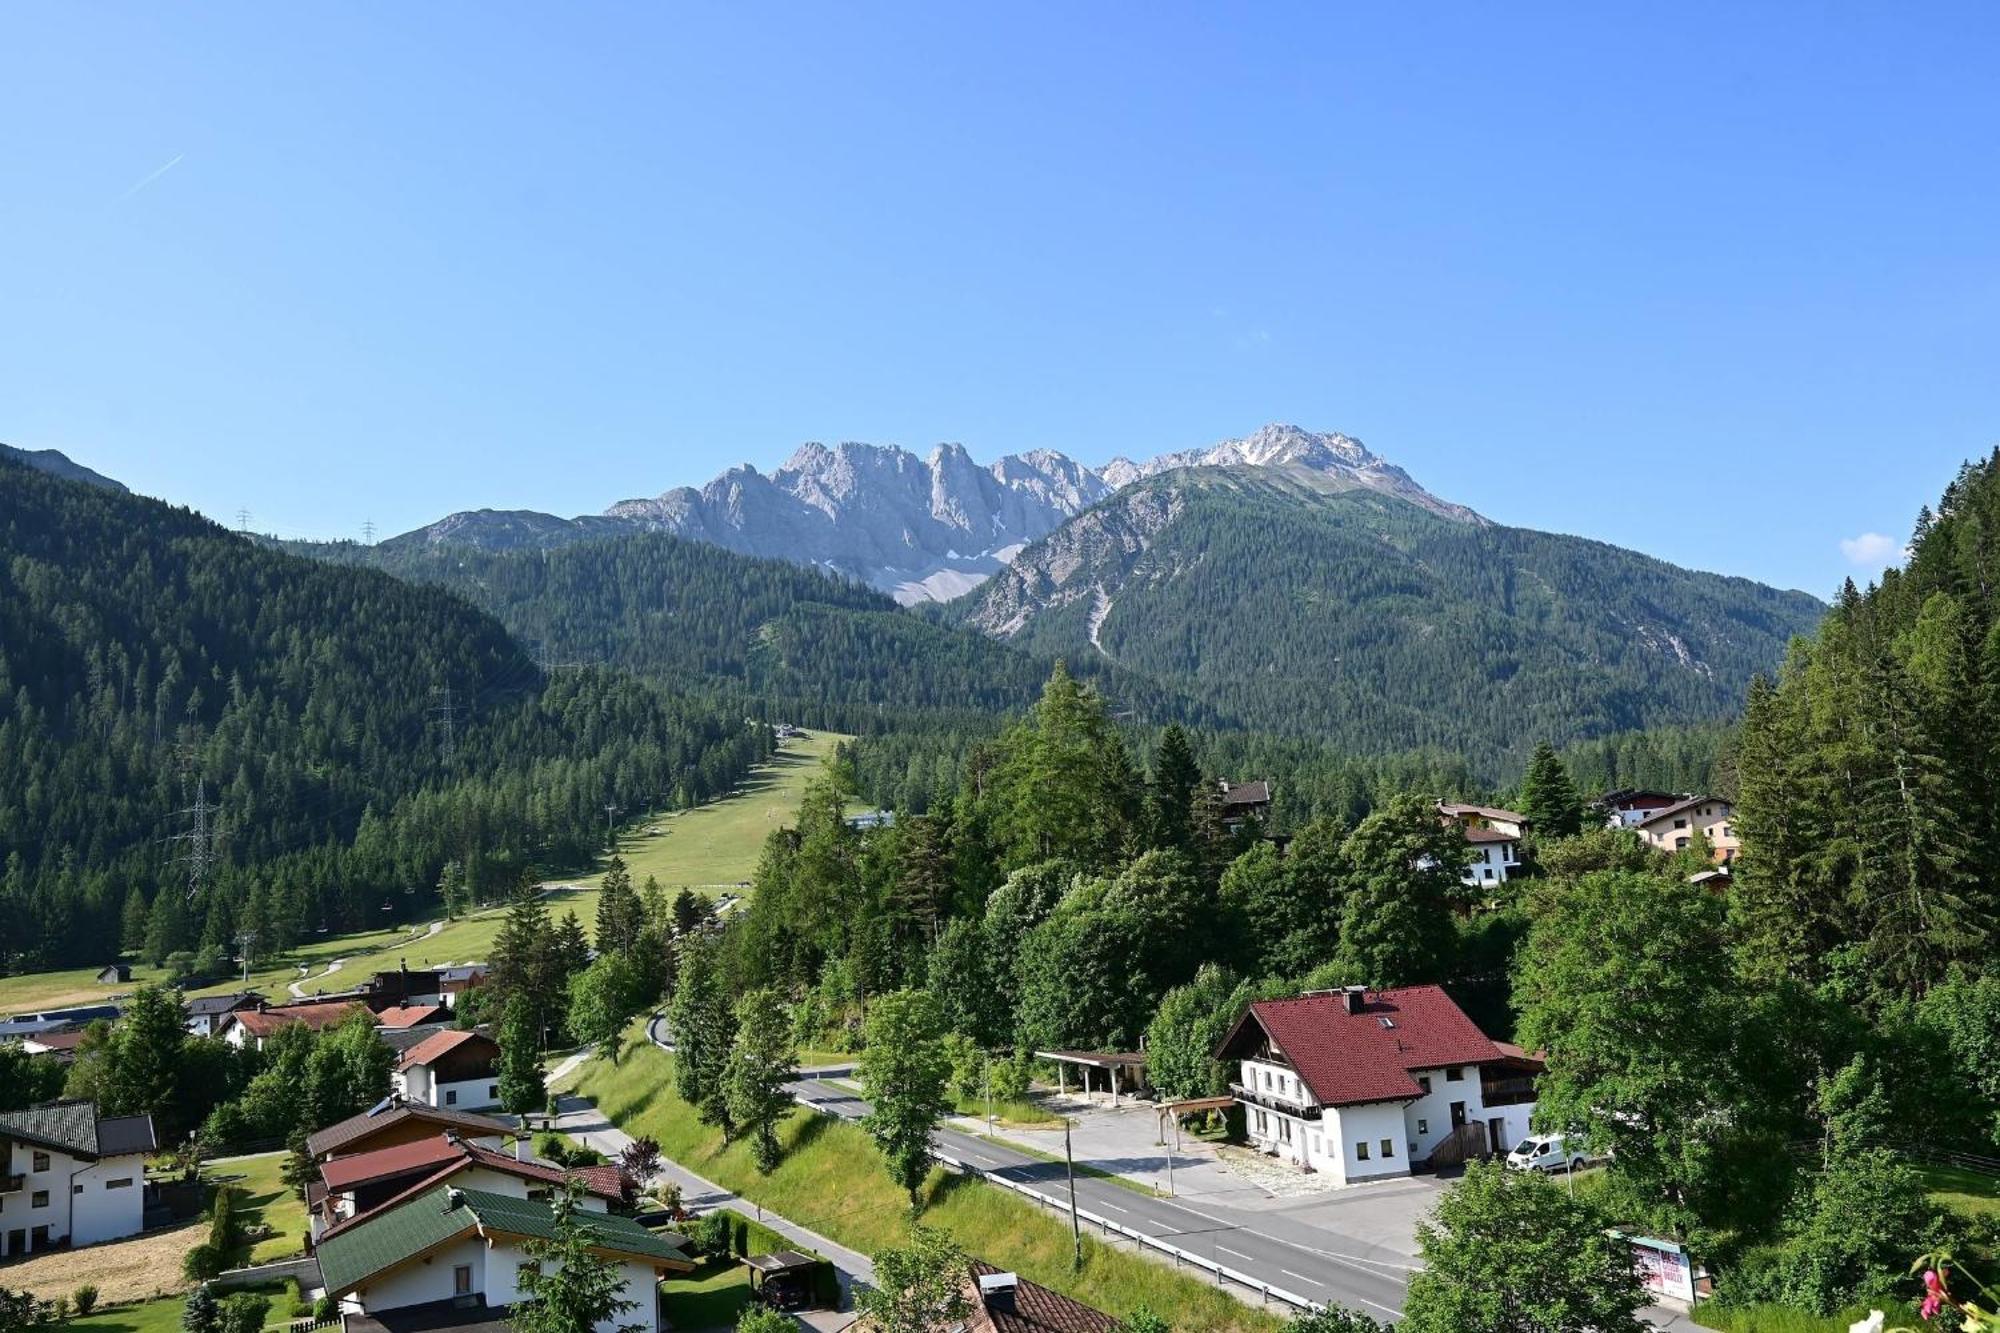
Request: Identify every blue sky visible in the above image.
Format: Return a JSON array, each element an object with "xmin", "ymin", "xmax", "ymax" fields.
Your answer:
[{"xmin": 2, "ymin": 5, "xmax": 1995, "ymax": 596}]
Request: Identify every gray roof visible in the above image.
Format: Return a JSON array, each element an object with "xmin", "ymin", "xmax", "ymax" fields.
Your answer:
[
  {"xmin": 186, "ymin": 991, "xmax": 263, "ymax": 1016},
  {"xmin": 377, "ymin": 1022, "xmax": 454, "ymax": 1054},
  {"xmin": 0, "ymin": 1099, "xmax": 157, "ymax": 1158}
]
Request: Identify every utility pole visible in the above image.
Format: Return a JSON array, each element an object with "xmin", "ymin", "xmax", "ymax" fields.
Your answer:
[
  {"xmin": 1063, "ymin": 1119, "xmax": 1082, "ymax": 1270},
  {"xmin": 603, "ymin": 802, "xmax": 619, "ymax": 851},
  {"xmin": 234, "ymin": 929, "xmax": 258, "ymax": 984},
  {"xmin": 984, "ymin": 1061, "xmax": 995, "ymax": 1139}
]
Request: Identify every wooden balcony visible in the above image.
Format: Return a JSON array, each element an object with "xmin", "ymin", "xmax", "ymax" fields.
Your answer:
[{"xmin": 1230, "ymin": 1084, "xmax": 1324, "ymax": 1122}]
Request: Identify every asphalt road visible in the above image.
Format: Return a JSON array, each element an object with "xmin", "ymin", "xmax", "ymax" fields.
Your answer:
[{"xmin": 782, "ymin": 1074, "xmax": 1414, "ymax": 1322}]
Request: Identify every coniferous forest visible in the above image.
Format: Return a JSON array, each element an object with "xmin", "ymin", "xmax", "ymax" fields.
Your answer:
[{"xmin": 0, "ymin": 456, "xmax": 769, "ymax": 970}]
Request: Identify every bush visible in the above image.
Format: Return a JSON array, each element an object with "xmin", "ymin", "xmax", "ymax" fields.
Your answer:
[
  {"xmin": 686, "ymin": 1211, "xmax": 734, "ymax": 1258},
  {"xmin": 183, "ymin": 1243, "xmax": 225, "ymax": 1281},
  {"xmin": 72, "ymin": 1285, "xmax": 99, "ymax": 1316},
  {"xmin": 314, "ymin": 1296, "xmax": 337, "ymax": 1321},
  {"xmin": 208, "ymin": 1185, "xmax": 240, "ymax": 1255},
  {"xmin": 219, "ymin": 1292, "xmax": 270, "ymax": 1333},
  {"xmin": 737, "ymin": 1306, "xmax": 795, "ymax": 1333}
]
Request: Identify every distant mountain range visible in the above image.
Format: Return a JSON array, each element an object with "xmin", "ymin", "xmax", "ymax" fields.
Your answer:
[
  {"xmin": 382, "ymin": 424, "xmax": 1474, "ymax": 604},
  {"xmin": 0, "ymin": 443, "xmax": 127, "ymax": 493}
]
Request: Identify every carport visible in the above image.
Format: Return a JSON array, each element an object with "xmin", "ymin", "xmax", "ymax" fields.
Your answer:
[{"xmin": 1035, "ymin": 1049, "xmax": 1148, "ymax": 1105}]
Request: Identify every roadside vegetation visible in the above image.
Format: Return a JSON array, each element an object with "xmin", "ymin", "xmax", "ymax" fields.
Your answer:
[{"xmin": 573, "ymin": 1020, "xmax": 1279, "ymax": 1333}]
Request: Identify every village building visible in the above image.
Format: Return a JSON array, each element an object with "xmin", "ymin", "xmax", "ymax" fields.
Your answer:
[
  {"xmin": 1217, "ymin": 780, "xmax": 1272, "ymax": 832},
  {"xmin": 1633, "ymin": 796, "xmax": 1738, "ymax": 861},
  {"xmin": 306, "ymin": 1099, "xmax": 515, "ymax": 1165},
  {"xmin": 310, "ymin": 1132, "xmax": 623, "ymax": 1239},
  {"xmin": 217, "ymin": 999, "xmax": 373, "ymax": 1050},
  {"xmin": 392, "ymin": 1029, "xmax": 503, "ymax": 1111},
  {"xmin": 0, "ymin": 1099, "xmax": 157, "ymax": 1256},
  {"xmin": 1598, "ymin": 788, "xmax": 1682, "ymax": 828},
  {"xmin": 374, "ymin": 1004, "xmax": 445, "ymax": 1031},
  {"xmin": 17, "ymin": 1030, "xmax": 87, "ymax": 1061},
  {"xmin": 185, "ymin": 991, "xmax": 263, "ymax": 1038},
  {"xmin": 95, "ymin": 964, "xmax": 131, "ymax": 985},
  {"xmin": 439, "ymin": 966, "xmax": 489, "ymax": 1009},
  {"xmin": 1215, "ymin": 985, "xmax": 1540, "ymax": 1185},
  {"xmin": 361, "ymin": 965, "xmax": 446, "ymax": 1010},
  {"xmin": 1437, "ymin": 802, "xmax": 1527, "ymax": 887},
  {"xmin": 313, "ymin": 1184, "xmax": 692, "ymax": 1333}
]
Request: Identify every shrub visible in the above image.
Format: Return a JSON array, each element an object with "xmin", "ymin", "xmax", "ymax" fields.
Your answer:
[
  {"xmin": 208, "ymin": 1185, "xmax": 240, "ymax": 1255},
  {"xmin": 313, "ymin": 1296, "xmax": 337, "ymax": 1321},
  {"xmin": 183, "ymin": 1243, "xmax": 225, "ymax": 1281},
  {"xmin": 72, "ymin": 1285, "xmax": 99, "ymax": 1316},
  {"xmin": 737, "ymin": 1306, "xmax": 795, "ymax": 1333},
  {"xmin": 686, "ymin": 1211, "xmax": 733, "ymax": 1257},
  {"xmin": 219, "ymin": 1292, "xmax": 270, "ymax": 1333}
]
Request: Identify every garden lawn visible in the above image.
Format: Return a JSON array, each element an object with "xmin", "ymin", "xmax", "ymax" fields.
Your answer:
[
  {"xmin": 1921, "ymin": 1163, "xmax": 2000, "ymax": 1220},
  {"xmin": 660, "ymin": 1257, "xmax": 754, "ymax": 1332},
  {"xmin": 67, "ymin": 1297, "xmax": 188, "ymax": 1333},
  {"xmin": 212, "ymin": 1150, "xmax": 309, "ymax": 1263},
  {"xmin": 574, "ymin": 1022, "xmax": 1278, "ymax": 1333}
]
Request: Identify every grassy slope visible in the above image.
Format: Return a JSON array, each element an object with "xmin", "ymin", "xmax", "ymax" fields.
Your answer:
[
  {"xmin": 212, "ymin": 1151, "xmax": 309, "ymax": 1264},
  {"xmin": 574, "ymin": 1022, "xmax": 1277, "ymax": 1333},
  {"xmin": 0, "ymin": 734, "xmax": 847, "ymax": 1016}
]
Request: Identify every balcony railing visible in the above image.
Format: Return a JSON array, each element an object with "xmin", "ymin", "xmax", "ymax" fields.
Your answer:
[
  {"xmin": 1229, "ymin": 1084, "xmax": 1324, "ymax": 1122},
  {"xmin": 0, "ymin": 1173, "xmax": 23, "ymax": 1193}
]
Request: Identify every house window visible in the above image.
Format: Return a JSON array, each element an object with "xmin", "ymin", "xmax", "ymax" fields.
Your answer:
[
  {"xmin": 1355, "ymin": 1141, "xmax": 1370, "ymax": 1162},
  {"xmin": 106, "ymin": 1178, "xmax": 133, "ymax": 1189},
  {"xmin": 32, "ymin": 1152, "xmax": 49, "ymax": 1173},
  {"xmin": 72, "ymin": 1184, "xmax": 83, "ymax": 1195},
  {"xmin": 1482, "ymin": 868, "xmax": 1494, "ymax": 881},
  {"xmin": 1381, "ymin": 1139, "xmax": 1395, "ymax": 1158},
  {"xmin": 518, "ymin": 1260, "xmax": 541, "ymax": 1283},
  {"xmin": 1446, "ymin": 1067, "xmax": 1464, "ymax": 1083},
  {"xmin": 1279, "ymin": 1119, "xmax": 1292, "ymax": 1143},
  {"xmin": 1255, "ymin": 1111, "xmax": 1267, "ymax": 1134},
  {"xmin": 1417, "ymin": 1076, "xmax": 1431, "ymax": 1095},
  {"xmin": 31, "ymin": 1191, "xmax": 49, "ymax": 1208},
  {"xmin": 1417, "ymin": 1119, "xmax": 1429, "ymax": 1135},
  {"xmin": 454, "ymin": 1265, "xmax": 473, "ymax": 1296},
  {"xmin": 1675, "ymin": 837, "xmax": 1690, "ymax": 850},
  {"xmin": 446, "ymin": 1089, "xmax": 458, "ymax": 1106},
  {"xmin": 1673, "ymin": 818, "xmax": 1688, "ymax": 829}
]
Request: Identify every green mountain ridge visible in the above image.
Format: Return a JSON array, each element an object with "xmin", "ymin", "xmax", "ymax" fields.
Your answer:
[
  {"xmin": 950, "ymin": 468, "xmax": 1825, "ymax": 770},
  {"xmin": 0, "ymin": 456, "xmax": 767, "ymax": 970}
]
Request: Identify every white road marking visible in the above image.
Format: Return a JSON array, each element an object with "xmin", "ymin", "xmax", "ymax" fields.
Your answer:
[
  {"xmin": 1099, "ymin": 1201, "xmax": 1131, "ymax": 1215},
  {"xmin": 1280, "ymin": 1270, "xmax": 1326, "ymax": 1288},
  {"xmin": 1218, "ymin": 1245, "xmax": 1253, "ymax": 1261}
]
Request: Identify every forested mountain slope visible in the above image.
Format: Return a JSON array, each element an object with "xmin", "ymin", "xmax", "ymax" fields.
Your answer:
[
  {"xmin": 0, "ymin": 458, "xmax": 769, "ymax": 971},
  {"xmin": 1735, "ymin": 448, "xmax": 2000, "ymax": 997},
  {"xmin": 955, "ymin": 469, "xmax": 1824, "ymax": 770},
  {"xmin": 287, "ymin": 530, "xmax": 1197, "ymax": 731}
]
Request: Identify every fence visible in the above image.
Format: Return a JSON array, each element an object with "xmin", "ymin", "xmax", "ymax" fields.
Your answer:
[{"xmin": 926, "ymin": 1142, "xmax": 1321, "ymax": 1314}]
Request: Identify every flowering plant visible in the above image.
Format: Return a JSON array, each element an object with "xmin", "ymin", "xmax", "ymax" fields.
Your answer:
[{"xmin": 1850, "ymin": 1252, "xmax": 1994, "ymax": 1331}]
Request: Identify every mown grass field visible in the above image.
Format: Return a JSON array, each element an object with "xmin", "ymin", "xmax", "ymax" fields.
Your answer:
[
  {"xmin": 212, "ymin": 1150, "xmax": 309, "ymax": 1264},
  {"xmin": 574, "ymin": 1020, "xmax": 1278, "ymax": 1333},
  {"xmin": 592, "ymin": 730, "xmax": 848, "ymax": 892},
  {"xmin": 0, "ymin": 734, "xmax": 846, "ymax": 1017},
  {"xmin": 660, "ymin": 1256, "xmax": 753, "ymax": 1332}
]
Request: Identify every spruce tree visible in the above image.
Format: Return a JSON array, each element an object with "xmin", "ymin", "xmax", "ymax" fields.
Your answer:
[
  {"xmin": 1516, "ymin": 741, "xmax": 1584, "ymax": 839},
  {"xmin": 723, "ymin": 988, "xmax": 798, "ymax": 1173},
  {"xmin": 667, "ymin": 935, "xmax": 737, "ymax": 1139},
  {"xmin": 1148, "ymin": 723, "xmax": 1201, "ymax": 850},
  {"xmin": 497, "ymin": 994, "xmax": 547, "ymax": 1124}
]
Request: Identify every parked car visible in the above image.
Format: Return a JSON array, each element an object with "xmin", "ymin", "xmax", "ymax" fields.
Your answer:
[{"xmin": 1506, "ymin": 1133, "xmax": 1587, "ymax": 1172}]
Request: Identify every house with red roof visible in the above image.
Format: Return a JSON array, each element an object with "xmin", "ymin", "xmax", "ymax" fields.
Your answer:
[
  {"xmin": 1214, "ymin": 984, "xmax": 1541, "ymax": 1184},
  {"xmin": 391, "ymin": 1028, "xmax": 503, "ymax": 1111},
  {"xmin": 310, "ymin": 1131, "xmax": 624, "ymax": 1239},
  {"xmin": 216, "ymin": 999, "xmax": 374, "ymax": 1051}
]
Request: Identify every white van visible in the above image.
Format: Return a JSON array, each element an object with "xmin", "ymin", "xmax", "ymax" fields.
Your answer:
[{"xmin": 1506, "ymin": 1133, "xmax": 1586, "ymax": 1172}]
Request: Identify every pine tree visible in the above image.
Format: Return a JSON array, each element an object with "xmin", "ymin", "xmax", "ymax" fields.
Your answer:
[
  {"xmin": 119, "ymin": 886, "xmax": 150, "ymax": 954},
  {"xmin": 594, "ymin": 857, "xmax": 643, "ymax": 956},
  {"xmin": 1148, "ymin": 723, "xmax": 1202, "ymax": 850},
  {"xmin": 667, "ymin": 936, "xmax": 737, "ymax": 1139},
  {"xmin": 1516, "ymin": 741, "xmax": 1584, "ymax": 839},
  {"xmin": 497, "ymin": 994, "xmax": 547, "ymax": 1123}
]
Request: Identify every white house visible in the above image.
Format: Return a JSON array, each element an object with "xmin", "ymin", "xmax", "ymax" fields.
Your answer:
[
  {"xmin": 313, "ymin": 1184, "xmax": 693, "ymax": 1333},
  {"xmin": 0, "ymin": 1099, "xmax": 158, "ymax": 1256},
  {"xmin": 217, "ymin": 999, "xmax": 372, "ymax": 1050},
  {"xmin": 1462, "ymin": 827, "xmax": 1521, "ymax": 888},
  {"xmin": 1436, "ymin": 801, "xmax": 1528, "ymax": 840},
  {"xmin": 184, "ymin": 991, "xmax": 263, "ymax": 1038},
  {"xmin": 1215, "ymin": 985, "xmax": 1540, "ymax": 1185},
  {"xmin": 392, "ymin": 1029, "xmax": 503, "ymax": 1111},
  {"xmin": 1634, "ymin": 796, "xmax": 1739, "ymax": 862}
]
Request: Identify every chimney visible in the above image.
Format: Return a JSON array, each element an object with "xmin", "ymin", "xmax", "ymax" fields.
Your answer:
[
  {"xmin": 1342, "ymin": 986, "xmax": 1366, "ymax": 1016},
  {"xmin": 444, "ymin": 1187, "xmax": 465, "ymax": 1212},
  {"xmin": 977, "ymin": 1272, "xmax": 1018, "ymax": 1315},
  {"xmin": 516, "ymin": 1133, "xmax": 530, "ymax": 1163}
]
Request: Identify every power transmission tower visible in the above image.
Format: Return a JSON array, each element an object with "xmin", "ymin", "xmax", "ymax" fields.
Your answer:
[
  {"xmin": 362, "ymin": 518, "xmax": 377, "ymax": 545},
  {"xmin": 430, "ymin": 686, "xmax": 460, "ymax": 765},
  {"xmin": 168, "ymin": 748, "xmax": 222, "ymax": 902},
  {"xmin": 235, "ymin": 507, "xmax": 251, "ymax": 533}
]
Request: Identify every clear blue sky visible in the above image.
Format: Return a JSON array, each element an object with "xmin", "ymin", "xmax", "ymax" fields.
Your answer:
[{"xmin": 3, "ymin": 5, "xmax": 1995, "ymax": 596}]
